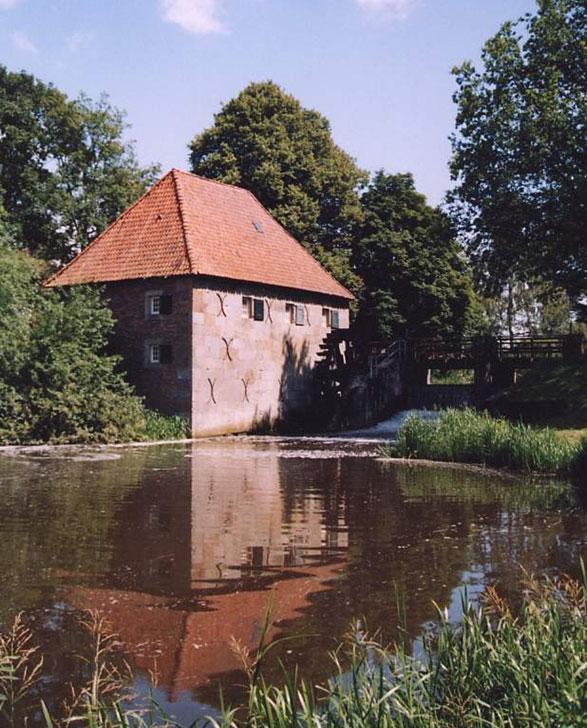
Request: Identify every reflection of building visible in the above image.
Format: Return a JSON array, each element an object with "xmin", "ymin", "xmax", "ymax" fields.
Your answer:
[{"xmin": 65, "ymin": 441, "xmax": 347, "ymax": 699}]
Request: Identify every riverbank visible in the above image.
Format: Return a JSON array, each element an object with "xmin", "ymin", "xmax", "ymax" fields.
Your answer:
[{"xmin": 382, "ymin": 408, "xmax": 587, "ymax": 478}]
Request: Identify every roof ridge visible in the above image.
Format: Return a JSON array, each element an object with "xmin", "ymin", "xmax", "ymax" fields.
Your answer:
[
  {"xmin": 171, "ymin": 167, "xmax": 249, "ymax": 193},
  {"xmin": 44, "ymin": 170, "xmax": 176, "ymax": 287},
  {"xmin": 171, "ymin": 169, "xmax": 197, "ymax": 275}
]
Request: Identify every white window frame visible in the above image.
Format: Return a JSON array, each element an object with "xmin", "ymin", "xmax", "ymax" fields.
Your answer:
[
  {"xmin": 150, "ymin": 343, "xmax": 161, "ymax": 364},
  {"xmin": 242, "ymin": 296, "xmax": 253, "ymax": 319}
]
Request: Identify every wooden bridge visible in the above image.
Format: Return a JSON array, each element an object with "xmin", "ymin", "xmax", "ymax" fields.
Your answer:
[{"xmin": 315, "ymin": 332, "xmax": 584, "ymax": 429}]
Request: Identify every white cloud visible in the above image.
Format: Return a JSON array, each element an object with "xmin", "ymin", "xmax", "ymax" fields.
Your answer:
[
  {"xmin": 160, "ymin": 0, "xmax": 226, "ymax": 34},
  {"xmin": 355, "ymin": 0, "xmax": 417, "ymax": 20},
  {"xmin": 0, "ymin": 0, "xmax": 20, "ymax": 8},
  {"xmin": 66, "ymin": 31, "xmax": 93, "ymax": 52},
  {"xmin": 12, "ymin": 30, "xmax": 37, "ymax": 53}
]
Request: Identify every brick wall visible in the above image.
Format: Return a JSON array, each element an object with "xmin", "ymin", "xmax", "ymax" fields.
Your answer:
[{"xmin": 104, "ymin": 277, "xmax": 193, "ymax": 418}]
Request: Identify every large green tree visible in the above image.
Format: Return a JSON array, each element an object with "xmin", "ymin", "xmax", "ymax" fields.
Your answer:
[
  {"xmin": 0, "ymin": 66, "xmax": 159, "ymax": 261},
  {"xmin": 189, "ymin": 81, "xmax": 367, "ymax": 292},
  {"xmin": 353, "ymin": 172, "xmax": 484, "ymax": 342},
  {"xmin": 449, "ymin": 0, "xmax": 586, "ymax": 299}
]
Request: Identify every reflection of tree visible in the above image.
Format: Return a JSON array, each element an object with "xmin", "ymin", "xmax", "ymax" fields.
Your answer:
[{"xmin": 0, "ymin": 448, "xmax": 148, "ymax": 622}]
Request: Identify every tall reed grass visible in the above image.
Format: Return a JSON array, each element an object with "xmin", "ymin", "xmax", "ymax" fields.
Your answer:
[
  {"xmin": 1, "ymin": 567, "xmax": 585, "ymax": 726},
  {"xmin": 388, "ymin": 408, "xmax": 585, "ymax": 474}
]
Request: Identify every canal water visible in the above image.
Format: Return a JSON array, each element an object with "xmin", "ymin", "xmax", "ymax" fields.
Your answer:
[{"xmin": 0, "ymin": 437, "xmax": 585, "ymax": 724}]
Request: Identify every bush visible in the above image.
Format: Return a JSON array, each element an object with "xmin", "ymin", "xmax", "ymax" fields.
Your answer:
[
  {"xmin": 143, "ymin": 410, "xmax": 191, "ymax": 441},
  {"xmin": 392, "ymin": 409, "xmax": 581, "ymax": 474},
  {"xmin": 0, "ymin": 242, "xmax": 188, "ymax": 445}
]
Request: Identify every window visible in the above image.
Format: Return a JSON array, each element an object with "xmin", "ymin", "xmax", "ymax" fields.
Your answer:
[
  {"xmin": 253, "ymin": 298, "xmax": 265, "ymax": 321},
  {"xmin": 242, "ymin": 296, "xmax": 265, "ymax": 321},
  {"xmin": 150, "ymin": 295, "xmax": 161, "ymax": 316},
  {"xmin": 148, "ymin": 293, "xmax": 172, "ymax": 316},
  {"xmin": 295, "ymin": 304, "xmax": 305, "ymax": 326},
  {"xmin": 242, "ymin": 296, "xmax": 252, "ymax": 318},
  {"xmin": 322, "ymin": 308, "xmax": 340, "ymax": 329},
  {"xmin": 149, "ymin": 343, "xmax": 172, "ymax": 365},
  {"xmin": 287, "ymin": 303, "xmax": 305, "ymax": 326}
]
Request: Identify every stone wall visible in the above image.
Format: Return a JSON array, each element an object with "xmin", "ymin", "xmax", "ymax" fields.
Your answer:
[
  {"xmin": 191, "ymin": 277, "xmax": 349, "ymax": 436},
  {"xmin": 103, "ymin": 276, "xmax": 349, "ymax": 435}
]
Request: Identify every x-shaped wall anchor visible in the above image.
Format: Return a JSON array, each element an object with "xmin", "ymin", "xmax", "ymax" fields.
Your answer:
[
  {"xmin": 241, "ymin": 378, "xmax": 250, "ymax": 402},
  {"xmin": 221, "ymin": 336, "xmax": 234, "ymax": 361},
  {"xmin": 216, "ymin": 293, "xmax": 227, "ymax": 317},
  {"xmin": 266, "ymin": 299, "xmax": 273, "ymax": 323},
  {"xmin": 207, "ymin": 377, "xmax": 217, "ymax": 404}
]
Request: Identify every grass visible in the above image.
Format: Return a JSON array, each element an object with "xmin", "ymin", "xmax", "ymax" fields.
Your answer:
[
  {"xmin": 141, "ymin": 410, "xmax": 191, "ymax": 441},
  {"xmin": 383, "ymin": 408, "xmax": 587, "ymax": 476},
  {"xmin": 1, "ymin": 568, "xmax": 586, "ymax": 726}
]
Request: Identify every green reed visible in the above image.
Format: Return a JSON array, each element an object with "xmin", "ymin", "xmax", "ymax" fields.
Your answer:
[
  {"xmin": 386, "ymin": 408, "xmax": 585, "ymax": 474},
  {"xmin": 2, "ymin": 566, "xmax": 586, "ymax": 727}
]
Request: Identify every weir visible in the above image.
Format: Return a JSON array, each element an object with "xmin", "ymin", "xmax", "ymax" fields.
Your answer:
[{"xmin": 316, "ymin": 332, "xmax": 585, "ymax": 430}]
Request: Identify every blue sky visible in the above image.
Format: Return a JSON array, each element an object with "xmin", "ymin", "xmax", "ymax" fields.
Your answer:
[{"xmin": 1, "ymin": 0, "xmax": 536, "ymax": 205}]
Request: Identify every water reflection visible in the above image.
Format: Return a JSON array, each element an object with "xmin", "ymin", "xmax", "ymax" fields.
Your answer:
[{"xmin": 0, "ymin": 439, "xmax": 585, "ymax": 720}]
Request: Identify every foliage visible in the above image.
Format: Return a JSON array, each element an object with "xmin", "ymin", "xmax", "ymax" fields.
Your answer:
[
  {"xmin": 142, "ymin": 410, "xmax": 191, "ymax": 441},
  {"xmin": 353, "ymin": 171, "xmax": 486, "ymax": 341},
  {"xmin": 392, "ymin": 408, "xmax": 582, "ymax": 474},
  {"xmin": 483, "ymin": 279, "xmax": 575, "ymax": 338},
  {"xmin": 449, "ymin": 0, "xmax": 587, "ymax": 299},
  {"xmin": 0, "ymin": 241, "xmax": 148, "ymax": 444},
  {"xmin": 4, "ymin": 570, "xmax": 586, "ymax": 726},
  {"xmin": 0, "ymin": 65, "xmax": 159, "ymax": 261},
  {"xmin": 189, "ymin": 80, "xmax": 367, "ymax": 292}
]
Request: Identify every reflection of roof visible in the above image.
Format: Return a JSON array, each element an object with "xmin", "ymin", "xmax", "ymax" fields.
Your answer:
[
  {"xmin": 45, "ymin": 169, "xmax": 353, "ymax": 300},
  {"xmin": 65, "ymin": 561, "xmax": 343, "ymax": 700}
]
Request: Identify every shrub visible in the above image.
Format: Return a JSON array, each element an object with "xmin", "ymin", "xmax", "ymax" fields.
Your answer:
[
  {"xmin": 392, "ymin": 409, "xmax": 581, "ymax": 474},
  {"xmin": 0, "ymin": 242, "xmax": 188, "ymax": 445}
]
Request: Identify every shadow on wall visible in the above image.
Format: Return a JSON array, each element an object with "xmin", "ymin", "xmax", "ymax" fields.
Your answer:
[{"xmin": 252, "ymin": 334, "xmax": 318, "ymax": 434}]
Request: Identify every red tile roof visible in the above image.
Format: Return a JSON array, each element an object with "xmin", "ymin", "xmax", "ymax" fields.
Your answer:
[{"xmin": 45, "ymin": 169, "xmax": 353, "ymax": 299}]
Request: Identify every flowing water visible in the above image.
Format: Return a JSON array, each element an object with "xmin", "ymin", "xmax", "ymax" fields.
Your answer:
[{"xmin": 0, "ymin": 435, "xmax": 585, "ymax": 723}]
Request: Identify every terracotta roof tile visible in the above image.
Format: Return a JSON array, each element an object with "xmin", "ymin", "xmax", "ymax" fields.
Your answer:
[{"xmin": 45, "ymin": 169, "xmax": 353, "ymax": 299}]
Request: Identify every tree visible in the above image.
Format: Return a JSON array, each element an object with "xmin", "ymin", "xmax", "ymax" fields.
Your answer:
[
  {"xmin": 189, "ymin": 81, "xmax": 367, "ymax": 292},
  {"xmin": 0, "ymin": 238, "xmax": 147, "ymax": 444},
  {"xmin": 449, "ymin": 0, "xmax": 586, "ymax": 299},
  {"xmin": 0, "ymin": 66, "xmax": 159, "ymax": 261},
  {"xmin": 353, "ymin": 172, "xmax": 484, "ymax": 342}
]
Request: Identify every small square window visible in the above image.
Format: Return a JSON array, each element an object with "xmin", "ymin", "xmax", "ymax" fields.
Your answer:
[
  {"xmin": 322, "ymin": 308, "xmax": 331, "ymax": 327},
  {"xmin": 286, "ymin": 303, "xmax": 295, "ymax": 323},
  {"xmin": 331, "ymin": 310, "xmax": 340, "ymax": 329},
  {"xmin": 150, "ymin": 295, "xmax": 161, "ymax": 316},
  {"xmin": 150, "ymin": 343, "xmax": 161, "ymax": 364}
]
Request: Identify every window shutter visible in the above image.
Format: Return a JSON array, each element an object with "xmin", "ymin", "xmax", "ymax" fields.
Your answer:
[
  {"xmin": 331, "ymin": 310, "xmax": 340, "ymax": 329},
  {"xmin": 253, "ymin": 298, "xmax": 265, "ymax": 321},
  {"xmin": 159, "ymin": 294, "xmax": 173, "ymax": 315},
  {"xmin": 295, "ymin": 305, "xmax": 305, "ymax": 326},
  {"xmin": 159, "ymin": 344, "xmax": 173, "ymax": 364}
]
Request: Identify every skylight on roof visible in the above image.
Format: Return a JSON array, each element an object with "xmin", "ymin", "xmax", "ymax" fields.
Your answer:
[{"xmin": 252, "ymin": 220, "xmax": 264, "ymax": 234}]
